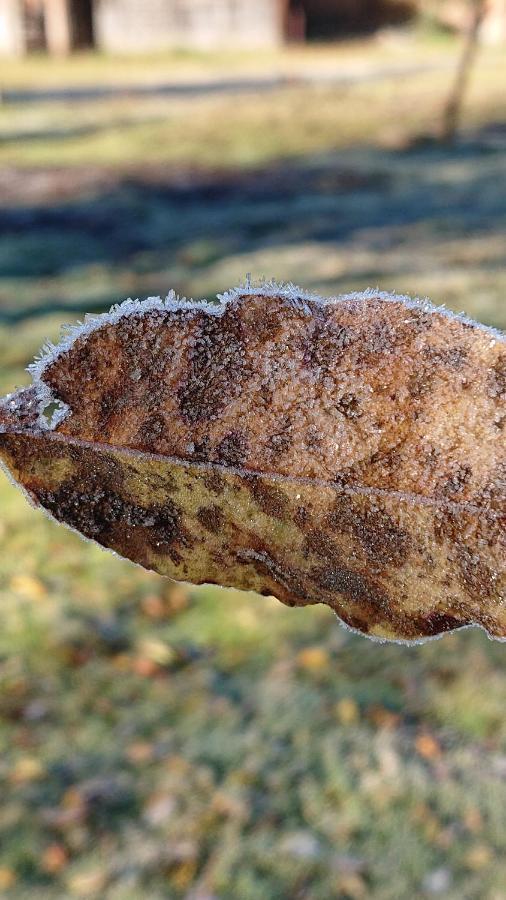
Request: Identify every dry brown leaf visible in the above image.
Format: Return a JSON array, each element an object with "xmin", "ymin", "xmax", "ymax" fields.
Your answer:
[
  {"xmin": 41, "ymin": 843, "xmax": 68, "ymax": 874},
  {"xmin": 415, "ymin": 733, "xmax": 442, "ymax": 761},
  {"xmin": 0, "ymin": 282, "xmax": 504, "ymax": 643},
  {"xmin": 0, "ymin": 867, "xmax": 17, "ymax": 890}
]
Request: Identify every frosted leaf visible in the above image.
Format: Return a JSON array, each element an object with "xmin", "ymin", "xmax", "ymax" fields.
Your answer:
[{"xmin": 0, "ymin": 279, "xmax": 504, "ymax": 644}]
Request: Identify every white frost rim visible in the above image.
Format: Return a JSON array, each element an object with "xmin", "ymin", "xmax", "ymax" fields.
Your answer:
[{"xmin": 5, "ymin": 277, "xmax": 503, "ymax": 431}]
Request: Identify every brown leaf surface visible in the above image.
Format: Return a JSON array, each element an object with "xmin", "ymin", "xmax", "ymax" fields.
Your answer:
[{"xmin": 0, "ymin": 283, "xmax": 504, "ymax": 643}]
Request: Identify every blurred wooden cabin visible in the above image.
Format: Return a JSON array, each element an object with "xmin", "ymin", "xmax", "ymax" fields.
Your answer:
[{"xmin": 0, "ymin": 0, "xmax": 504, "ymax": 56}]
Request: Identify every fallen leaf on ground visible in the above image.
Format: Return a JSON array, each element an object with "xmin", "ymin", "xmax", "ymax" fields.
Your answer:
[
  {"xmin": 415, "ymin": 733, "xmax": 442, "ymax": 760},
  {"xmin": 10, "ymin": 756, "xmax": 45, "ymax": 784},
  {"xmin": 127, "ymin": 741, "xmax": 155, "ymax": 765},
  {"xmin": 0, "ymin": 868, "xmax": 17, "ymax": 890},
  {"xmin": 335, "ymin": 697, "xmax": 360, "ymax": 725},
  {"xmin": 67, "ymin": 869, "xmax": 107, "ymax": 896},
  {"xmin": 9, "ymin": 574, "xmax": 47, "ymax": 600},
  {"xmin": 465, "ymin": 844, "xmax": 493, "ymax": 870},
  {"xmin": 297, "ymin": 646, "xmax": 330, "ymax": 672},
  {"xmin": 41, "ymin": 843, "xmax": 68, "ymax": 874}
]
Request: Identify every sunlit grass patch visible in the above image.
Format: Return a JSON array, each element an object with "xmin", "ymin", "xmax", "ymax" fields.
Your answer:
[{"xmin": 1, "ymin": 46, "xmax": 505, "ymax": 169}]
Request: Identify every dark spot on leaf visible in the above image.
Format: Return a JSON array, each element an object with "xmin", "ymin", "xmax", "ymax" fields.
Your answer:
[
  {"xmin": 433, "ymin": 507, "xmax": 460, "ymax": 545},
  {"xmin": 267, "ymin": 415, "xmax": 293, "ymax": 455},
  {"xmin": 197, "ymin": 504, "xmax": 224, "ymax": 534},
  {"xmin": 356, "ymin": 319, "xmax": 399, "ymax": 360},
  {"xmin": 294, "ymin": 506, "xmax": 311, "ymax": 529},
  {"xmin": 247, "ymin": 477, "xmax": 289, "ymax": 521},
  {"xmin": 305, "ymin": 529, "xmax": 340, "ymax": 561},
  {"xmin": 202, "ymin": 468, "xmax": 225, "ymax": 495},
  {"xmin": 335, "ymin": 393, "xmax": 361, "ymax": 420},
  {"xmin": 424, "ymin": 345, "xmax": 469, "ymax": 369},
  {"xmin": 191, "ymin": 437, "xmax": 212, "ymax": 462},
  {"xmin": 338, "ymin": 612, "xmax": 370, "ymax": 634},
  {"xmin": 178, "ymin": 311, "xmax": 247, "ymax": 424},
  {"xmin": 238, "ymin": 549, "xmax": 312, "ymax": 607},
  {"xmin": 488, "ymin": 355, "xmax": 506, "ymax": 399},
  {"xmin": 305, "ymin": 321, "xmax": 350, "ymax": 371},
  {"xmin": 136, "ymin": 414, "xmax": 166, "ymax": 447},
  {"xmin": 99, "ymin": 388, "xmax": 123, "ymax": 427},
  {"xmin": 441, "ymin": 465, "xmax": 472, "ymax": 497},
  {"xmin": 216, "ymin": 430, "xmax": 249, "ymax": 467},
  {"xmin": 35, "ymin": 478, "xmax": 190, "ymax": 565},
  {"xmin": 328, "ymin": 500, "xmax": 411, "ymax": 568},
  {"xmin": 413, "ymin": 612, "xmax": 464, "ymax": 636},
  {"xmin": 312, "ymin": 565, "xmax": 388, "ymax": 613}
]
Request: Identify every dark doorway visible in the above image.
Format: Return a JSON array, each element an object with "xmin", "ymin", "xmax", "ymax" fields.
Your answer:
[
  {"xmin": 286, "ymin": 1, "xmax": 307, "ymax": 42},
  {"xmin": 70, "ymin": 0, "xmax": 95, "ymax": 49},
  {"xmin": 295, "ymin": 0, "xmax": 416, "ymax": 40}
]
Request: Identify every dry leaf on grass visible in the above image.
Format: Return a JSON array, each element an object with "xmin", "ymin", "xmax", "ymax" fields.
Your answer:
[{"xmin": 0, "ymin": 281, "xmax": 504, "ymax": 643}]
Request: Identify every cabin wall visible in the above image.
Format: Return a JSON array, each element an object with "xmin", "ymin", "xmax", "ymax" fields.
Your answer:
[{"xmin": 94, "ymin": 0, "xmax": 284, "ymax": 53}]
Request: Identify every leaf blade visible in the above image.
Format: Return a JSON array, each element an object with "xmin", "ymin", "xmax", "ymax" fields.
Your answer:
[
  {"xmin": 1, "ymin": 282, "xmax": 504, "ymax": 643},
  {"xmin": 1, "ymin": 426, "xmax": 504, "ymax": 643}
]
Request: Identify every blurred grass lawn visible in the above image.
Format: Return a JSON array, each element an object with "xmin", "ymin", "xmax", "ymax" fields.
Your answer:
[{"xmin": 0, "ymin": 38, "xmax": 505, "ymax": 899}]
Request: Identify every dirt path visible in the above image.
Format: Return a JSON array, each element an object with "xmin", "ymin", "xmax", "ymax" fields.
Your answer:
[{"xmin": 1, "ymin": 61, "xmax": 449, "ymax": 105}]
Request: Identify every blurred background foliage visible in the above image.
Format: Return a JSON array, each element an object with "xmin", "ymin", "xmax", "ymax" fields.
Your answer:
[{"xmin": 0, "ymin": 6, "xmax": 505, "ymax": 898}]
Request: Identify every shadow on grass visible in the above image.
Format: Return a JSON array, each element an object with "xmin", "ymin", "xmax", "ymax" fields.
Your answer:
[
  {"xmin": 0, "ymin": 116, "xmax": 168, "ymax": 147},
  {"xmin": 0, "ymin": 135, "xmax": 505, "ymax": 328}
]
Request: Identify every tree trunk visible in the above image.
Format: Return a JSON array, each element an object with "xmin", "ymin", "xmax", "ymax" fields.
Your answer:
[{"xmin": 441, "ymin": 0, "xmax": 488, "ymax": 143}]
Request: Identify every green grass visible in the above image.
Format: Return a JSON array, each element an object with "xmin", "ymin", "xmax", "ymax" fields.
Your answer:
[
  {"xmin": 0, "ymin": 35, "xmax": 460, "ymax": 90},
  {"xmin": 0, "ymin": 39, "xmax": 505, "ymax": 898},
  {"xmin": 1, "ymin": 48, "xmax": 504, "ymax": 169}
]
